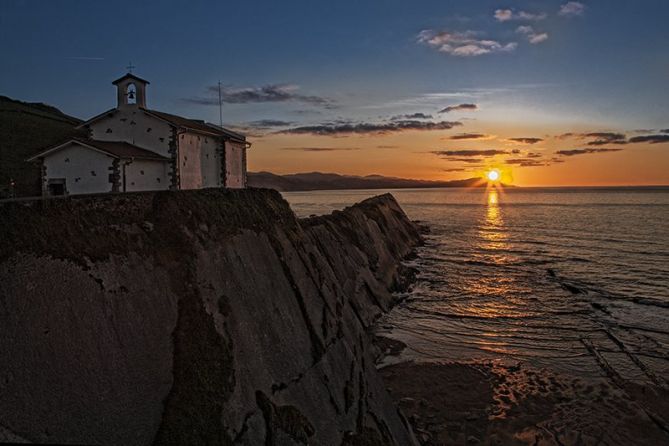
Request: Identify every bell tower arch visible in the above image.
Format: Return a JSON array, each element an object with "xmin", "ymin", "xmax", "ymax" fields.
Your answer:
[{"xmin": 112, "ymin": 73, "xmax": 150, "ymax": 108}]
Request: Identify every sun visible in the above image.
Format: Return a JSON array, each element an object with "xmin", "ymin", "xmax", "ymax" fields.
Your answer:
[{"xmin": 487, "ymin": 169, "xmax": 500, "ymax": 182}]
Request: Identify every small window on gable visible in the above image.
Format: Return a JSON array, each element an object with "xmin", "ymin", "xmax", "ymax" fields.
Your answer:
[
  {"xmin": 64, "ymin": 158, "xmax": 70, "ymax": 163},
  {"xmin": 106, "ymin": 128, "xmax": 112, "ymax": 133},
  {"xmin": 140, "ymin": 170, "xmax": 145, "ymax": 175},
  {"xmin": 159, "ymin": 137, "xmax": 165, "ymax": 142},
  {"xmin": 91, "ymin": 171, "xmax": 97, "ymax": 176},
  {"xmin": 157, "ymin": 178, "xmax": 161, "ymax": 183},
  {"xmin": 147, "ymin": 128, "xmax": 152, "ymax": 133}
]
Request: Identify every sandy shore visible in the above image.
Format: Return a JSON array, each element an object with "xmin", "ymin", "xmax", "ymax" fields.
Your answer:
[{"xmin": 375, "ymin": 337, "xmax": 669, "ymax": 446}]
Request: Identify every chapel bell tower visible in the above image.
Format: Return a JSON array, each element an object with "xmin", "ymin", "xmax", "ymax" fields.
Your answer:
[{"xmin": 112, "ymin": 72, "xmax": 149, "ymax": 109}]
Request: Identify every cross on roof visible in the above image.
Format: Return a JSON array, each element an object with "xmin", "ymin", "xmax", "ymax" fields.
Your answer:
[{"xmin": 126, "ymin": 62, "xmax": 136, "ymax": 73}]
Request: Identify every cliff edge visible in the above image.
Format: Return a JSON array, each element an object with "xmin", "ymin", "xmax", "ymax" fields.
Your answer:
[{"xmin": 0, "ymin": 189, "xmax": 421, "ymax": 445}]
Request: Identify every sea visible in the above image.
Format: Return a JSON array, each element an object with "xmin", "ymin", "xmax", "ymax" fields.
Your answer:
[{"xmin": 283, "ymin": 187, "xmax": 669, "ymax": 383}]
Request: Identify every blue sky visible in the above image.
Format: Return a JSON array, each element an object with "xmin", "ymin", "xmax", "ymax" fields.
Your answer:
[{"xmin": 2, "ymin": 0, "xmax": 668, "ymax": 184}]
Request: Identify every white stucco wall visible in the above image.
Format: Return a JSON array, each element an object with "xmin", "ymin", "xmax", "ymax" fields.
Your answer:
[
  {"xmin": 43, "ymin": 144, "xmax": 114, "ymax": 195},
  {"xmin": 224, "ymin": 141, "xmax": 246, "ymax": 189},
  {"xmin": 123, "ymin": 159, "xmax": 169, "ymax": 192},
  {"xmin": 178, "ymin": 132, "xmax": 221, "ymax": 190},
  {"xmin": 89, "ymin": 109, "xmax": 173, "ymax": 158}
]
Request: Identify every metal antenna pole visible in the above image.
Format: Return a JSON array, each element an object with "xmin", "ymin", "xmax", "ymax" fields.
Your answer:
[{"xmin": 218, "ymin": 81, "xmax": 223, "ymax": 128}]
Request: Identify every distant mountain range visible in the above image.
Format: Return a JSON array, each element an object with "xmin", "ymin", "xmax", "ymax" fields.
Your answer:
[{"xmin": 248, "ymin": 171, "xmax": 488, "ymax": 191}]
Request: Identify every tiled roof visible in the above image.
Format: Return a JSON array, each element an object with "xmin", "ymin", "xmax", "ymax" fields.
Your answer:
[
  {"xmin": 112, "ymin": 73, "xmax": 150, "ymax": 85},
  {"xmin": 78, "ymin": 107, "xmax": 247, "ymax": 142},
  {"xmin": 27, "ymin": 138, "xmax": 169, "ymax": 161},
  {"xmin": 144, "ymin": 109, "xmax": 246, "ymax": 142},
  {"xmin": 80, "ymin": 139, "xmax": 168, "ymax": 160}
]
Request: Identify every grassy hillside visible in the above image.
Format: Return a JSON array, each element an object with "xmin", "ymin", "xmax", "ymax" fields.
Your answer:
[{"xmin": 0, "ymin": 96, "xmax": 85, "ymax": 197}]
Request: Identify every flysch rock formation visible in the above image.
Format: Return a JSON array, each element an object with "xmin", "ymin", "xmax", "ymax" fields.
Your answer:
[{"xmin": 0, "ymin": 188, "xmax": 422, "ymax": 446}]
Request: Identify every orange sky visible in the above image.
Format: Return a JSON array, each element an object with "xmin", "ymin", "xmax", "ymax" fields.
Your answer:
[{"xmin": 247, "ymin": 124, "xmax": 669, "ymax": 187}]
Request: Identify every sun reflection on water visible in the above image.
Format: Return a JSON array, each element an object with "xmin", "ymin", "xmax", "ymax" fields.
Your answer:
[
  {"xmin": 488, "ymin": 188, "xmax": 499, "ymax": 206},
  {"xmin": 479, "ymin": 187, "xmax": 508, "ymax": 254},
  {"xmin": 463, "ymin": 186, "xmax": 520, "ymax": 322}
]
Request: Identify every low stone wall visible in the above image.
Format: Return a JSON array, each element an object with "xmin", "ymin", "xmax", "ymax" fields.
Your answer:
[{"xmin": 0, "ymin": 188, "xmax": 421, "ymax": 445}]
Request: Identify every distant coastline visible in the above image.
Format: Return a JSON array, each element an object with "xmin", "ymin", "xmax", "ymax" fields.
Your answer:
[
  {"xmin": 248, "ymin": 171, "xmax": 496, "ymax": 191},
  {"xmin": 248, "ymin": 171, "xmax": 669, "ymax": 192}
]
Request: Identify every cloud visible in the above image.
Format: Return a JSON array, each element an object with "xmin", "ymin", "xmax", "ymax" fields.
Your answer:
[
  {"xmin": 508, "ymin": 137, "xmax": 544, "ymax": 144},
  {"xmin": 628, "ymin": 134, "xmax": 669, "ymax": 144},
  {"xmin": 557, "ymin": 131, "xmax": 669, "ymax": 146},
  {"xmin": 278, "ymin": 120, "xmax": 462, "ymax": 135},
  {"xmin": 432, "ymin": 149, "xmax": 508, "ymax": 157},
  {"xmin": 444, "ymin": 158, "xmax": 487, "ymax": 164},
  {"xmin": 442, "ymin": 168, "xmax": 467, "ymax": 172},
  {"xmin": 246, "ymin": 119, "xmax": 294, "ymax": 127},
  {"xmin": 557, "ymin": 132, "xmax": 627, "ymax": 144},
  {"xmin": 291, "ymin": 109, "xmax": 323, "ymax": 115},
  {"xmin": 529, "ymin": 33, "xmax": 549, "ymax": 44},
  {"xmin": 494, "ymin": 9, "xmax": 547, "ymax": 22},
  {"xmin": 226, "ymin": 119, "xmax": 295, "ymax": 137},
  {"xmin": 279, "ymin": 147, "xmax": 360, "ymax": 152},
  {"xmin": 184, "ymin": 84, "xmax": 334, "ymax": 107},
  {"xmin": 559, "ymin": 2, "xmax": 586, "ymax": 17},
  {"xmin": 556, "ymin": 148, "xmax": 623, "ymax": 157},
  {"xmin": 417, "ymin": 30, "xmax": 517, "ymax": 57},
  {"xmin": 504, "ymin": 158, "xmax": 546, "ymax": 167},
  {"xmin": 516, "ymin": 26, "xmax": 548, "ymax": 44},
  {"xmin": 582, "ymin": 132, "xmax": 628, "ymax": 145},
  {"xmin": 447, "ymin": 133, "xmax": 495, "ymax": 140},
  {"xmin": 494, "ymin": 9, "xmax": 514, "ymax": 22},
  {"xmin": 391, "ymin": 113, "xmax": 433, "ymax": 120},
  {"xmin": 439, "ymin": 103, "xmax": 478, "ymax": 113}
]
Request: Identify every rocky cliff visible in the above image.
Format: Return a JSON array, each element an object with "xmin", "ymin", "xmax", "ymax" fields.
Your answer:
[{"xmin": 0, "ymin": 189, "xmax": 421, "ymax": 445}]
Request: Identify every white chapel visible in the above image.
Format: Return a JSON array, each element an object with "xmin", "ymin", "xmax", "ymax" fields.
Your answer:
[{"xmin": 28, "ymin": 73, "xmax": 249, "ymax": 196}]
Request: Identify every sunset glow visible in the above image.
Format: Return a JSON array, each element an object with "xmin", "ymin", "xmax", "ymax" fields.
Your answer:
[
  {"xmin": 487, "ymin": 170, "xmax": 500, "ymax": 182},
  {"xmin": 2, "ymin": 1, "xmax": 668, "ymax": 186}
]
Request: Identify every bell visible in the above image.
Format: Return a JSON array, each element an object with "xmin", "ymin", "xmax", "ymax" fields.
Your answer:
[{"xmin": 128, "ymin": 90, "xmax": 135, "ymax": 99}]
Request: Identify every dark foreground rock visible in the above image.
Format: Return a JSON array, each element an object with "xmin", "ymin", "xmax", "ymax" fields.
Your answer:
[
  {"xmin": 0, "ymin": 189, "xmax": 421, "ymax": 445},
  {"xmin": 380, "ymin": 361, "xmax": 669, "ymax": 445}
]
